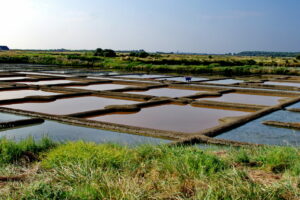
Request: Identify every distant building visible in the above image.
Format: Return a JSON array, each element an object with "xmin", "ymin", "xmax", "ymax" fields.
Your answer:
[{"xmin": 0, "ymin": 46, "xmax": 9, "ymax": 51}]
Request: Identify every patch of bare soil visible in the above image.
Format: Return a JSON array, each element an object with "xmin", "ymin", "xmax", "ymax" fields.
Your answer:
[
  {"xmin": 211, "ymin": 150, "xmax": 228, "ymax": 158},
  {"xmin": 0, "ymin": 163, "xmax": 40, "ymax": 186},
  {"xmin": 247, "ymin": 169, "xmax": 281, "ymax": 185}
]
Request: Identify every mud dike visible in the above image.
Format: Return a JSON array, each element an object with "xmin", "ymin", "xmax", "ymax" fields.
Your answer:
[{"xmin": 0, "ymin": 70, "xmax": 300, "ymax": 147}]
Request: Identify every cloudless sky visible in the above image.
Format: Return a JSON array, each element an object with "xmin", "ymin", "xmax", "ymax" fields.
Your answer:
[{"xmin": 0, "ymin": 0, "xmax": 300, "ymax": 53}]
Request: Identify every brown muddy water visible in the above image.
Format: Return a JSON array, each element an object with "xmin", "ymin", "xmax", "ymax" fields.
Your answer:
[
  {"xmin": 88, "ymin": 104, "xmax": 249, "ymax": 133},
  {"xmin": 0, "ymin": 90, "xmax": 59, "ymax": 101},
  {"xmin": 126, "ymin": 88, "xmax": 207, "ymax": 98},
  {"xmin": 2, "ymin": 96, "xmax": 138, "ymax": 115},
  {"xmin": 198, "ymin": 92, "xmax": 289, "ymax": 105},
  {"xmin": 67, "ymin": 83, "xmax": 134, "ymax": 91}
]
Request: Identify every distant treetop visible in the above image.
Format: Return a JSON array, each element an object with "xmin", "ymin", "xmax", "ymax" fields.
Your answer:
[
  {"xmin": 94, "ymin": 48, "xmax": 116, "ymax": 57},
  {"xmin": 129, "ymin": 50, "xmax": 149, "ymax": 58},
  {"xmin": 235, "ymin": 51, "xmax": 300, "ymax": 57}
]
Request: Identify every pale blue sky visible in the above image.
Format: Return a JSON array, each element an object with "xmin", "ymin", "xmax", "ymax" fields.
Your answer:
[{"xmin": 0, "ymin": 0, "xmax": 299, "ymax": 53}]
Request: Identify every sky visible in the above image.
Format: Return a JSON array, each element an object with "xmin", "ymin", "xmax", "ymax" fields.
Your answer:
[{"xmin": 0, "ymin": 0, "xmax": 300, "ymax": 53}]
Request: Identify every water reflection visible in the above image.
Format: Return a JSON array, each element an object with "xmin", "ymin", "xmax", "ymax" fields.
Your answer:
[
  {"xmin": 264, "ymin": 81, "xmax": 300, "ymax": 88},
  {"xmin": 216, "ymin": 110, "xmax": 300, "ymax": 146},
  {"xmin": 204, "ymin": 79, "xmax": 244, "ymax": 85},
  {"xmin": 3, "ymin": 96, "xmax": 138, "ymax": 115},
  {"xmin": 0, "ymin": 112, "xmax": 28, "ymax": 122},
  {"xmin": 67, "ymin": 83, "xmax": 132, "ymax": 91},
  {"xmin": 198, "ymin": 92, "xmax": 287, "ymax": 105},
  {"xmin": 18, "ymin": 80, "xmax": 76, "ymax": 85},
  {"xmin": 89, "ymin": 104, "xmax": 249, "ymax": 133},
  {"xmin": 0, "ymin": 120, "xmax": 170, "ymax": 145},
  {"xmin": 0, "ymin": 77, "xmax": 27, "ymax": 81},
  {"xmin": 127, "ymin": 88, "xmax": 206, "ymax": 97},
  {"xmin": 0, "ymin": 90, "xmax": 58, "ymax": 101}
]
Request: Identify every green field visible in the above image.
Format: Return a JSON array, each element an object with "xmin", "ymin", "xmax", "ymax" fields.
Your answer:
[{"xmin": 1, "ymin": 50, "xmax": 300, "ymax": 76}]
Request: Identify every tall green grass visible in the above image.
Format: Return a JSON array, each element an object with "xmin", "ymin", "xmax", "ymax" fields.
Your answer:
[
  {"xmin": 0, "ymin": 137, "xmax": 56, "ymax": 165},
  {"xmin": 228, "ymin": 146, "xmax": 300, "ymax": 175},
  {"xmin": 0, "ymin": 140, "xmax": 297, "ymax": 199}
]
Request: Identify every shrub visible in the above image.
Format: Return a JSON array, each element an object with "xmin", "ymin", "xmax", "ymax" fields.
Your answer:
[
  {"xmin": 94, "ymin": 48, "xmax": 116, "ymax": 57},
  {"xmin": 229, "ymin": 146, "xmax": 300, "ymax": 175},
  {"xmin": 42, "ymin": 142, "xmax": 134, "ymax": 170},
  {"xmin": 129, "ymin": 50, "xmax": 149, "ymax": 58},
  {"xmin": 0, "ymin": 137, "xmax": 56, "ymax": 164}
]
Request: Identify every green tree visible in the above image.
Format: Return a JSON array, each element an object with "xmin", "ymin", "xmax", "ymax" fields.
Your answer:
[
  {"xmin": 94, "ymin": 48, "xmax": 103, "ymax": 56},
  {"xmin": 94, "ymin": 48, "xmax": 116, "ymax": 57},
  {"xmin": 296, "ymin": 55, "xmax": 300, "ymax": 60},
  {"xmin": 129, "ymin": 50, "xmax": 149, "ymax": 58},
  {"xmin": 102, "ymin": 49, "xmax": 116, "ymax": 57},
  {"xmin": 247, "ymin": 59, "xmax": 257, "ymax": 65}
]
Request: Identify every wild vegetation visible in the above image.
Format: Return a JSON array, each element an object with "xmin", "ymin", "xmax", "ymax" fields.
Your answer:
[
  {"xmin": 129, "ymin": 50, "xmax": 150, "ymax": 58},
  {"xmin": 0, "ymin": 137, "xmax": 299, "ymax": 199},
  {"xmin": 94, "ymin": 48, "xmax": 116, "ymax": 57},
  {"xmin": 1, "ymin": 50, "xmax": 300, "ymax": 76}
]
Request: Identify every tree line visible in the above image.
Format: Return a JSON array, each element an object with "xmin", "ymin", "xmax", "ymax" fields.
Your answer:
[{"xmin": 236, "ymin": 51, "xmax": 300, "ymax": 57}]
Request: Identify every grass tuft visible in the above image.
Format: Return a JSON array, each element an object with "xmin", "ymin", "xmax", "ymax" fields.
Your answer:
[
  {"xmin": 0, "ymin": 139, "xmax": 299, "ymax": 199},
  {"xmin": 0, "ymin": 137, "xmax": 56, "ymax": 165}
]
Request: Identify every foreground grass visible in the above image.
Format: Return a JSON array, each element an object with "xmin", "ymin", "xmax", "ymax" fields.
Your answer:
[{"xmin": 0, "ymin": 138, "xmax": 299, "ymax": 199}]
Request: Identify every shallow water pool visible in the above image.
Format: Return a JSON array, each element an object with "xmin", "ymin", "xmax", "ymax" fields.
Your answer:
[
  {"xmin": 0, "ymin": 112, "xmax": 28, "ymax": 122},
  {"xmin": 0, "ymin": 120, "xmax": 170, "ymax": 145},
  {"xmin": 67, "ymin": 83, "xmax": 134, "ymax": 91},
  {"xmin": 204, "ymin": 79, "xmax": 244, "ymax": 85},
  {"xmin": 198, "ymin": 92, "xmax": 288, "ymax": 105},
  {"xmin": 0, "ymin": 89, "xmax": 59, "ymax": 101},
  {"xmin": 127, "ymin": 88, "xmax": 207, "ymax": 98},
  {"xmin": 18, "ymin": 80, "xmax": 76, "ymax": 85},
  {"xmin": 88, "ymin": 104, "xmax": 249, "ymax": 133},
  {"xmin": 264, "ymin": 81, "xmax": 300, "ymax": 88},
  {"xmin": 0, "ymin": 76, "xmax": 27, "ymax": 81},
  {"xmin": 3, "ymin": 96, "xmax": 139, "ymax": 115},
  {"xmin": 216, "ymin": 110, "xmax": 300, "ymax": 146}
]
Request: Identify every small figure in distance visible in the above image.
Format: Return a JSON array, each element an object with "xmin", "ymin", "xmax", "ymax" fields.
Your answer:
[{"xmin": 185, "ymin": 76, "xmax": 192, "ymax": 82}]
